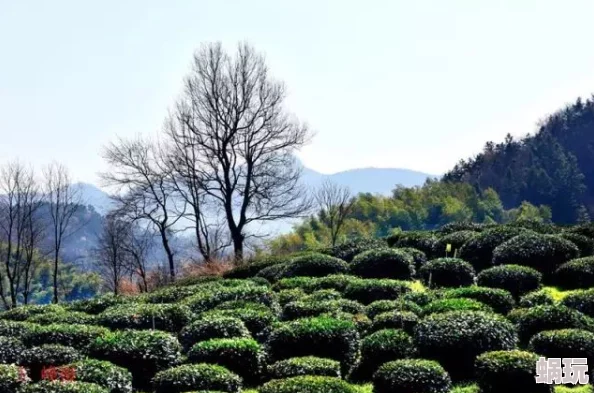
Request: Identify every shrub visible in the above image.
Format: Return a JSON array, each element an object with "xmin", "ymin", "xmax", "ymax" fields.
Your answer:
[
  {"xmin": 419, "ymin": 258, "xmax": 476, "ymax": 288},
  {"xmin": 141, "ymin": 284, "xmax": 206, "ymax": 303},
  {"xmin": 67, "ymin": 294, "xmax": 128, "ymax": 315},
  {"xmin": 373, "ymin": 359, "xmax": 452, "ymax": 393},
  {"xmin": 365, "ymin": 299, "xmax": 422, "ymax": 319},
  {"xmin": 0, "ymin": 364, "xmax": 29, "ymax": 393},
  {"xmin": 172, "ymin": 274, "xmax": 222, "ymax": 287},
  {"xmin": 178, "ymin": 315, "xmax": 250, "ymax": 351},
  {"xmin": 492, "ymin": 233, "xmax": 579, "ymax": 278},
  {"xmin": 513, "ymin": 305, "xmax": 594, "ymax": 344},
  {"xmin": 27, "ymin": 311, "xmax": 97, "ymax": 326},
  {"xmin": 567, "ymin": 222, "xmax": 594, "ymax": 238},
  {"xmin": 0, "ymin": 304, "xmax": 66, "ymax": 322},
  {"xmin": 458, "ymin": 226, "xmax": 528, "ymax": 271},
  {"xmin": 0, "ymin": 320, "xmax": 36, "ymax": 340},
  {"xmin": 259, "ymin": 375, "xmax": 358, "ymax": 393},
  {"xmin": 350, "ymin": 248, "xmax": 414, "ymax": 280},
  {"xmin": 518, "ymin": 289, "xmax": 556, "ymax": 308},
  {"xmin": 438, "ymin": 222, "xmax": 486, "ymax": 235},
  {"xmin": 184, "ymin": 284, "xmax": 276, "ymax": 314},
  {"xmin": 23, "ymin": 324, "xmax": 109, "ymax": 350},
  {"xmin": 422, "ymin": 298, "xmax": 493, "ymax": 316},
  {"xmin": 257, "ymin": 263, "xmax": 290, "ymax": 282},
  {"xmin": 301, "ymin": 289, "xmax": 342, "ymax": 302},
  {"xmin": 343, "ymin": 279, "xmax": 411, "ymax": 305},
  {"xmin": 414, "ymin": 311, "xmax": 518, "ymax": 381},
  {"xmin": 97, "ymin": 303, "xmax": 192, "ymax": 333},
  {"xmin": 187, "ymin": 337, "xmax": 264, "ymax": 385},
  {"xmin": 20, "ymin": 345, "xmax": 82, "ymax": 381},
  {"xmin": 278, "ymin": 253, "xmax": 349, "ymax": 279},
  {"xmin": 281, "ymin": 299, "xmax": 364, "ymax": 321},
  {"xmin": 370, "ymin": 311, "xmax": 419, "ymax": 334},
  {"xmin": 201, "ymin": 308, "xmax": 277, "ymax": 342},
  {"xmin": 224, "ymin": 256, "xmax": 288, "ymax": 279},
  {"xmin": 475, "ymin": 350, "xmax": 551, "ymax": 393},
  {"xmin": 401, "ymin": 291, "xmax": 435, "ymax": 306},
  {"xmin": 390, "ymin": 231, "xmax": 438, "ymax": 257},
  {"xmin": 441, "ymin": 286, "xmax": 515, "ymax": 314},
  {"xmin": 321, "ymin": 237, "xmax": 387, "ymax": 262},
  {"xmin": 277, "ymin": 288, "xmax": 306, "ymax": 305},
  {"xmin": 477, "ymin": 265, "xmax": 542, "ymax": 298},
  {"xmin": 555, "ymin": 257, "xmax": 594, "ymax": 289},
  {"xmin": 321, "ymin": 311, "xmax": 372, "ymax": 337},
  {"xmin": 152, "ymin": 363, "xmax": 241, "ymax": 393},
  {"xmin": 88, "ymin": 329, "xmax": 182, "ymax": 390},
  {"xmin": 306, "ymin": 275, "xmax": 360, "ymax": 293},
  {"xmin": 273, "ymin": 277, "xmax": 318, "ymax": 292},
  {"xmin": 397, "ymin": 247, "xmax": 428, "ymax": 272},
  {"xmin": 528, "ymin": 329, "xmax": 594, "ymax": 376},
  {"xmin": 22, "ymin": 381, "xmax": 108, "ymax": 393},
  {"xmin": 506, "ymin": 220, "xmax": 559, "ymax": 234},
  {"xmin": 560, "ymin": 232, "xmax": 594, "ymax": 257},
  {"xmin": 217, "ymin": 299, "xmax": 280, "ymax": 315},
  {"xmin": 561, "ymin": 288, "xmax": 594, "ymax": 317},
  {"xmin": 69, "ymin": 359, "xmax": 132, "ymax": 393},
  {"xmin": 267, "ymin": 357, "xmax": 341, "ymax": 380},
  {"xmin": 355, "ymin": 329, "xmax": 417, "ymax": 381},
  {"xmin": 266, "ymin": 316, "xmax": 360, "ymax": 374},
  {"xmin": 0, "ymin": 336, "xmax": 25, "ymax": 363},
  {"xmin": 432, "ymin": 231, "xmax": 478, "ymax": 257}
]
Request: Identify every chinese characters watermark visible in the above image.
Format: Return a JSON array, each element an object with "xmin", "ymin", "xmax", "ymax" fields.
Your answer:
[{"xmin": 535, "ymin": 357, "xmax": 589, "ymax": 384}]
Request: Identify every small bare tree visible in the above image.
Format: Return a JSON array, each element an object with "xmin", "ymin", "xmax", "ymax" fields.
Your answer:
[
  {"xmin": 101, "ymin": 136, "xmax": 182, "ymax": 281},
  {"xmin": 174, "ymin": 42, "xmax": 312, "ymax": 261},
  {"xmin": 121, "ymin": 222, "xmax": 154, "ymax": 293},
  {"xmin": 43, "ymin": 162, "xmax": 81, "ymax": 304},
  {"xmin": 315, "ymin": 179, "xmax": 355, "ymax": 246},
  {"xmin": 93, "ymin": 215, "xmax": 130, "ymax": 295}
]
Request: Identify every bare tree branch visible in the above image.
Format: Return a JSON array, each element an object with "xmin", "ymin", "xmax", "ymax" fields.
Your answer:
[{"xmin": 315, "ymin": 179, "xmax": 355, "ymax": 246}]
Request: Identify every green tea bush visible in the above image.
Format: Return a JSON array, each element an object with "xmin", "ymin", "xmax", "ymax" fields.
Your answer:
[
  {"xmin": 217, "ymin": 299, "xmax": 280, "ymax": 315},
  {"xmin": 70, "ymin": 359, "xmax": 133, "ymax": 393},
  {"xmin": 422, "ymin": 298, "xmax": 493, "ymax": 316},
  {"xmin": 266, "ymin": 316, "xmax": 360, "ymax": 374},
  {"xmin": 414, "ymin": 311, "xmax": 518, "ymax": 381},
  {"xmin": 178, "ymin": 315, "xmax": 250, "ymax": 351},
  {"xmin": 458, "ymin": 226, "xmax": 528, "ymax": 271},
  {"xmin": 23, "ymin": 323, "xmax": 110, "ymax": 350},
  {"xmin": 273, "ymin": 277, "xmax": 318, "ymax": 292},
  {"xmin": 321, "ymin": 311, "xmax": 372, "ymax": 337},
  {"xmin": 397, "ymin": 247, "xmax": 428, "ymax": 272},
  {"xmin": 152, "ymin": 363, "xmax": 241, "ymax": 393},
  {"xmin": 0, "ymin": 363, "xmax": 29, "ymax": 393},
  {"xmin": 281, "ymin": 299, "xmax": 364, "ymax": 321},
  {"xmin": 22, "ymin": 381, "xmax": 108, "ymax": 393},
  {"xmin": 97, "ymin": 303, "xmax": 192, "ymax": 332},
  {"xmin": 370, "ymin": 311, "xmax": 419, "ymax": 334},
  {"xmin": 365, "ymin": 299, "xmax": 422, "ymax": 319},
  {"xmin": 320, "ymin": 237, "xmax": 387, "ymax": 262},
  {"xmin": 474, "ymin": 350, "xmax": 551, "ymax": 393},
  {"xmin": 506, "ymin": 220, "xmax": 559, "ymax": 234},
  {"xmin": 267, "ymin": 357, "xmax": 341, "ymax": 380},
  {"xmin": 278, "ymin": 253, "xmax": 349, "ymax": 279},
  {"xmin": 512, "ymin": 305, "xmax": 594, "ymax": 344},
  {"xmin": 256, "ymin": 263, "xmax": 290, "ymax": 282},
  {"xmin": 438, "ymin": 221, "xmax": 486, "ymax": 235},
  {"xmin": 440, "ymin": 286, "xmax": 515, "ymax": 314},
  {"xmin": 259, "ymin": 375, "xmax": 358, "ymax": 393},
  {"xmin": 171, "ymin": 275, "xmax": 222, "ymax": 287},
  {"xmin": 560, "ymin": 232, "xmax": 594, "ymax": 257},
  {"xmin": 477, "ymin": 265, "xmax": 542, "ymax": 298},
  {"xmin": 390, "ymin": 231, "xmax": 438, "ymax": 257},
  {"xmin": 561, "ymin": 288, "xmax": 594, "ymax": 318},
  {"xmin": 141, "ymin": 284, "xmax": 205, "ymax": 303},
  {"xmin": 27, "ymin": 311, "xmax": 97, "ymax": 325},
  {"xmin": 518, "ymin": 289, "xmax": 556, "ymax": 308},
  {"xmin": 401, "ymin": 291, "xmax": 436, "ymax": 306},
  {"xmin": 432, "ymin": 230, "xmax": 478, "ymax": 257},
  {"xmin": 566, "ymin": 222, "xmax": 594, "ymax": 238},
  {"xmin": 555, "ymin": 257, "xmax": 594, "ymax": 289},
  {"xmin": 343, "ymin": 279, "xmax": 411, "ymax": 305},
  {"xmin": 419, "ymin": 258, "xmax": 476, "ymax": 288},
  {"xmin": 355, "ymin": 329, "xmax": 417, "ymax": 381},
  {"xmin": 68, "ymin": 294, "xmax": 128, "ymax": 315},
  {"xmin": 277, "ymin": 288, "xmax": 306, "ymax": 305},
  {"xmin": 0, "ymin": 336, "xmax": 25, "ymax": 363},
  {"xmin": 188, "ymin": 337, "xmax": 264, "ymax": 386},
  {"xmin": 184, "ymin": 284, "xmax": 276, "ymax": 314},
  {"xmin": 20, "ymin": 344, "xmax": 82, "ymax": 381},
  {"xmin": 350, "ymin": 248, "xmax": 414, "ymax": 280},
  {"xmin": 373, "ymin": 359, "xmax": 452, "ymax": 393},
  {"xmin": 224, "ymin": 256, "xmax": 288, "ymax": 279},
  {"xmin": 306, "ymin": 275, "xmax": 360, "ymax": 293},
  {"xmin": 492, "ymin": 233, "xmax": 579, "ymax": 278},
  {"xmin": 201, "ymin": 308, "xmax": 277, "ymax": 342},
  {"xmin": 0, "ymin": 320, "xmax": 36, "ymax": 340},
  {"xmin": 88, "ymin": 329, "xmax": 182, "ymax": 390},
  {"xmin": 301, "ymin": 289, "xmax": 343, "ymax": 302},
  {"xmin": 0, "ymin": 304, "xmax": 65, "ymax": 322}
]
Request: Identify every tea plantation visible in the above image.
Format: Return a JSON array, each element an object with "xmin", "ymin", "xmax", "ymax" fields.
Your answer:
[{"xmin": 3, "ymin": 222, "xmax": 594, "ymax": 393}]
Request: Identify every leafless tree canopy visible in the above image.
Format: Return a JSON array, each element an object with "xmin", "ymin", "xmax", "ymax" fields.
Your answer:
[
  {"xmin": 315, "ymin": 179, "xmax": 355, "ymax": 246},
  {"xmin": 171, "ymin": 42, "xmax": 313, "ymax": 260},
  {"xmin": 92, "ymin": 215, "xmax": 131, "ymax": 295}
]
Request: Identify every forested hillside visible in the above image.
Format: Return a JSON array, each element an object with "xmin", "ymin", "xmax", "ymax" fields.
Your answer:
[{"xmin": 444, "ymin": 96, "xmax": 594, "ymax": 224}]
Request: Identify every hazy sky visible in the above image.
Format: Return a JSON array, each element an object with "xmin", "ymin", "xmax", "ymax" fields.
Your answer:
[{"xmin": 2, "ymin": 0, "xmax": 594, "ymax": 186}]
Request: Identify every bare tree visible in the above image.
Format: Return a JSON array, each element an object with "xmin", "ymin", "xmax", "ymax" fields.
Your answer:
[
  {"xmin": 101, "ymin": 136, "xmax": 182, "ymax": 281},
  {"xmin": 121, "ymin": 222, "xmax": 154, "ymax": 293},
  {"xmin": 315, "ymin": 179, "xmax": 355, "ymax": 246},
  {"xmin": 93, "ymin": 215, "xmax": 130, "ymax": 295},
  {"xmin": 174, "ymin": 42, "xmax": 312, "ymax": 261},
  {"xmin": 43, "ymin": 162, "xmax": 81, "ymax": 304}
]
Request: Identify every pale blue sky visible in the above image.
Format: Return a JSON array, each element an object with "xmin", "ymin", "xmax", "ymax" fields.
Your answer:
[{"xmin": 2, "ymin": 0, "xmax": 594, "ymax": 185}]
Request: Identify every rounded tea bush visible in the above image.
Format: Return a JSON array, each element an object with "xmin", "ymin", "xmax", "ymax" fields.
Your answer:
[
  {"xmin": 370, "ymin": 311, "xmax": 419, "ymax": 334},
  {"xmin": 224, "ymin": 255, "xmax": 288, "ymax": 279},
  {"xmin": 492, "ymin": 233, "xmax": 579, "ymax": 278},
  {"xmin": 555, "ymin": 257, "xmax": 594, "ymax": 289},
  {"xmin": 184, "ymin": 284, "xmax": 276, "ymax": 314},
  {"xmin": 343, "ymin": 279, "xmax": 411, "ymax": 305},
  {"xmin": 0, "ymin": 304, "xmax": 66, "ymax": 322},
  {"xmin": 67, "ymin": 294, "xmax": 128, "ymax": 315},
  {"xmin": 69, "ymin": 359, "xmax": 133, "ymax": 393},
  {"xmin": 365, "ymin": 299, "xmax": 422, "ymax": 319},
  {"xmin": 458, "ymin": 226, "xmax": 528, "ymax": 271},
  {"xmin": 267, "ymin": 357, "xmax": 341, "ymax": 380},
  {"xmin": 306, "ymin": 275, "xmax": 360, "ymax": 293},
  {"xmin": 390, "ymin": 231, "xmax": 438, "ymax": 257},
  {"xmin": 440, "ymin": 286, "xmax": 515, "ymax": 314},
  {"xmin": 414, "ymin": 311, "xmax": 518, "ymax": 381},
  {"xmin": 97, "ymin": 303, "xmax": 192, "ymax": 332},
  {"xmin": 0, "ymin": 320, "xmax": 36, "ymax": 340},
  {"xmin": 477, "ymin": 264, "xmax": 542, "ymax": 298},
  {"xmin": 438, "ymin": 221, "xmax": 487, "ymax": 235},
  {"xmin": 560, "ymin": 232, "xmax": 594, "ymax": 257},
  {"xmin": 419, "ymin": 258, "xmax": 476, "ymax": 288},
  {"xmin": 266, "ymin": 316, "xmax": 360, "ymax": 374},
  {"xmin": 397, "ymin": 247, "xmax": 428, "ymax": 272},
  {"xmin": 475, "ymin": 350, "xmax": 551, "ymax": 393},
  {"xmin": 567, "ymin": 222, "xmax": 594, "ymax": 238},
  {"xmin": 320, "ymin": 237, "xmax": 387, "ymax": 262},
  {"xmin": 321, "ymin": 311, "xmax": 372, "ymax": 337},
  {"xmin": 301, "ymin": 289, "xmax": 343, "ymax": 302},
  {"xmin": 187, "ymin": 337, "xmax": 264, "ymax": 386},
  {"xmin": 0, "ymin": 363, "xmax": 29, "ymax": 393},
  {"xmin": 152, "ymin": 363, "xmax": 241, "ymax": 393},
  {"xmin": 518, "ymin": 289, "xmax": 556, "ymax": 308},
  {"xmin": 422, "ymin": 298, "xmax": 493, "ymax": 316},
  {"xmin": 355, "ymin": 329, "xmax": 417, "ymax": 381},
  {"xmin": 350, "ymin": 248, "xmax": 414, "ymax": 280},
  {"xmin": 178, "ymin": 315, "xmax": 250, "ymax": 351},
  {"xmin": 256, "ymin": 263, "xmax": 290, "ymax": 282},
  {"xmin": 432, "ymin": 230, "xmax": 478, "ymax": 257},
  {"xmin": 373, "ymin": 359, "xmax": 452, "ymax": 393},
  {"xmin": 278, "ymin": 253, "xmax": 349, "ymax": 279},
  {"xmin": 561, "ymin": 288, "xmax": 594, "ymax": 318},
  {"xmin": 401, "ymin": 291, "xmax": 436, "ymax": 306},
  {"xmin": 512, "ymin": 305, "xmax": 594, "ymax": 344},
  {"xmin": 23, "ymin": 323, "xmax": 110, "ymax": 350},
  {"xmin": 27, "ymin": 311, "xmax": 97, "ymax": 325},
  {"xmin": 528, "ymin": 329, "xmax": 594, "ymax": 372},
  {"xmin": 259, "ymin": 375, "xmax": 358, "ymax": 393},
  {"xmin": 20, "ymin": 344, "xmax": 82, "ymax": 381},
  {"xmin": 277, "ymin": 288, "xmax": 306, "ymax": 305},
  {"xmin": 22, "ymin": 381, "xmax": 108, "ymax": 393},
  {"xmin": 281, "ymin": 299, "xmax": 364, "ymax": 321},
  {"xmin": 200, "ymin": 307, "xmax": 278, "ymax": 342},
  {"xmin": 0, "ymin": 336, "xmax": 25, "ymax": 363}
]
